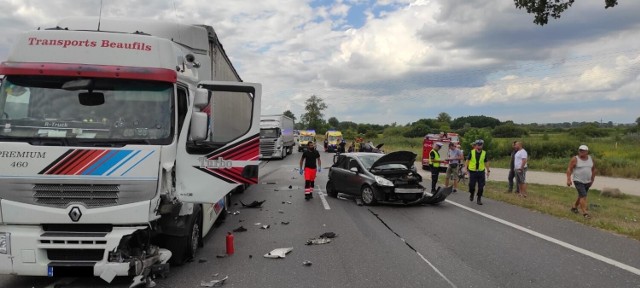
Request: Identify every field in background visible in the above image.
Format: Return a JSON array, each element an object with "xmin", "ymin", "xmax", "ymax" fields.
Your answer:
[{"xmin": 377, "ymin": 133, "xmax": 640, "ymax": 179}]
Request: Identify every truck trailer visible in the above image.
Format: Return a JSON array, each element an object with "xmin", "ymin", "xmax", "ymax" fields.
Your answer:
[
  {"xmin": 0, "ymin": 17, "xmax": 261, "ymax": 284},
  {"xmin": 259, "ymin": 114, "xmax": 294, "ymax": 159}
]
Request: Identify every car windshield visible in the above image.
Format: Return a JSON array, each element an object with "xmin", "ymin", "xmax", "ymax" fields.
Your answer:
[
  {"xmin": 356, "ymin": 154, "xmax": 383, "ymax": 170},
  {"xmin": 328, "ymin": 135, "xmax": 340, "ymax": 142},
  {"xmin": 0, "ymin": 76, "xmax": 172, "ymax": 145}
]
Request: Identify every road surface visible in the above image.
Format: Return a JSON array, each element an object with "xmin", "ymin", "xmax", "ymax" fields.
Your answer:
[{"xmin": 1, "ymin": 150, "xmax": 639, "ymax": 287}]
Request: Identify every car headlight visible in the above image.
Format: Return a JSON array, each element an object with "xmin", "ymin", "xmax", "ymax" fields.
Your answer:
[
  {"xmin": 375, "ymin": 176, "xmax": 394, "ymax": 187},
  {"xmin": 0, "ymin": 232, "xmax": 10, "ymax": 254}
]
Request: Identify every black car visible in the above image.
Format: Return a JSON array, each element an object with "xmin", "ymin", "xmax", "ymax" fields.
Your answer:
[{"xmin": 327, "ymin": 151, "xmax": 429, "ymax": 205}]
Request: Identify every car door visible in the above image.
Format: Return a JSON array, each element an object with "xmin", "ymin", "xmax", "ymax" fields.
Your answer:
[
  {"xmin": 344, "ymin": 157, "xmax": 365, "ymax": 195},
  {"xmin": 329, "ymin": 155, "xmax": 349, "ymax": 192}
]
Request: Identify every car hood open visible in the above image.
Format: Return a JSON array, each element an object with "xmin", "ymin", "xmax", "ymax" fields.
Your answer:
[{"xmin": 370, "ymin": 151, "xmax": 416, "ymax": 170}]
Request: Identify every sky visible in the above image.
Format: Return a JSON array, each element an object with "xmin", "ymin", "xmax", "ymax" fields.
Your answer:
[{"xmin": 1, "ymin": 0, "xmax": 639, "ymax": 125}]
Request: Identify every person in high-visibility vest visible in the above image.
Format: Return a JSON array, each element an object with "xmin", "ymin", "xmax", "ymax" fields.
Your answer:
[
  {"xmin": 429, "ymin": 143, "xmax": 444, "ymax": 192},
  {"xmin": 465, "ymin": 139, "xmax": 490, "ymax": 205}
]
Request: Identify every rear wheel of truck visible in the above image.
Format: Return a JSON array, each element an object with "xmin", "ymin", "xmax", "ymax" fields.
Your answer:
[{"xmin": 167, "ymin": 208, "xmax": 202, "ymax": 265}]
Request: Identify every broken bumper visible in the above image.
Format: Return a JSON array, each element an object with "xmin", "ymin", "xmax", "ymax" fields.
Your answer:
[{"xmin": 0, "ymin": 224, "xmax": 145, "ymax": 278}]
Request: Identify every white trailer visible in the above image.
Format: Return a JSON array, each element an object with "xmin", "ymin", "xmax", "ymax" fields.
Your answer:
[
  {"xmin": 259, "ymin": 115, "xmax": 295, "ymax": 159},
  {"xmin": 0, "ymin": 17, "xmax": 261, "ymax": 284}
]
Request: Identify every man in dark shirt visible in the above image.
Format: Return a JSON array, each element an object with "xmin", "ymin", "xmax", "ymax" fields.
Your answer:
[{"xmin": 300, "ymin": 142, "xmax": 322, "ymax": 200}]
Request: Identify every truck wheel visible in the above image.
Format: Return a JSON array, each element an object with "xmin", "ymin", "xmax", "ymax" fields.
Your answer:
[
  {"xmin": 287, "ymin": 146, "xmax": 293, "ymax": 155},
  {"xmin": 361, "ymin": 185, "xmax": 377, "ymax": 205},
  {"xmin": 167, "ymin": 209, "xmax": 201, "ymax": 265},
  {"xmin": 326, "ymin": 180, "xmax": 338, "ymax": 198}
]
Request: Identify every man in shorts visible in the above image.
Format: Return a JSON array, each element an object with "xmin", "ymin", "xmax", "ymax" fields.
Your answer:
[
  {"xmin": 445, "ymin": 142, "xmax": 463, "ymax": 192},
  {"xmin": 514, "ymin": 141, "xmax": 528, "ymax": 197},
  {"xmin": 300, "ymin": 141, "xmax": 322, "ymax": 200},
  {"xmin": 566, "ymin": 145, "xmax": 596, "ymax": 219}
]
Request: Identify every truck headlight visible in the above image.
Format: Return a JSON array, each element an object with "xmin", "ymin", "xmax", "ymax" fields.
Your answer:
[
  {"xmin": 375, "ymin": 176, "xmax": 394, "ymax": 187},
  {"xmin": 0, "ymin": 232, "xmax": 10, "ymax": 254}
]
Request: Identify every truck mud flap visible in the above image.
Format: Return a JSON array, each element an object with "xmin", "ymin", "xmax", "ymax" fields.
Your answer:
[{"xmin": 420, "ymin": 186, "xmax": 453, "ymax": 205}]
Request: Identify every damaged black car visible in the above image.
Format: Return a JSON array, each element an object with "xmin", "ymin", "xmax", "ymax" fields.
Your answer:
[{"xmin": 327, "ymin": 151, "xmax": 451, "ymax": 205}]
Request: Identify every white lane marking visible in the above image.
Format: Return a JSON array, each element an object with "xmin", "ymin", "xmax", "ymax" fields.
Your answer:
[
  {"xmin": 317, "ymin": 185, "xmax": 331, "ymax": 210},
  {"xmin": 446, "ymin": 199, "xmax": 640, "ymax": 276},
  {"xmin": 416, "ymin": 251, "xmax": 458, "ymax": 288}
]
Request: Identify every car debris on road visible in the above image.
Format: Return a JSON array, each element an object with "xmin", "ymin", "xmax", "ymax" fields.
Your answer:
[
  {"xmin": 264, "ymin": 247, "xmax": 294, "ymax": 259},
  {"xmin": 200, "ymin": 275, "xmax": 228, "ymax": 287},
  {"xmin": 306, "ymin": 238, "xmax": 332, "ymax": 245},
  {"xmin": 303, "ymin": 261, "xmax": 313, "ymax": 266},
  {"xmin": 233, "ymin": 226, "xmax": 247, "ymax": 232},
  {"xmin": 240, "ymin": 200, "xmax": 266, "ymax": 208}
]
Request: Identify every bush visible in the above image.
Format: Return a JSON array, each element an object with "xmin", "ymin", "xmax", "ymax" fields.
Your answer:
[
  {"xmin": 460, "ymin": 128, "xmax": 495, "ymax": 158},
  {"xmin": 403, "ymin": 124, "xmax": 430, "ymax": 138},
  {"xmin": 492, "ymin": 125, "xmax": 529, "ymax": 138},
  {"xmin": 365, "ymin": 130, "xmax": 378, "ymax": 139}
]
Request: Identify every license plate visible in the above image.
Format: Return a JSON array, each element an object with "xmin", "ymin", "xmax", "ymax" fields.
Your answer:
[{"xmin": 394, "ymin": 188, "xmax": 424, "ymax": 194}]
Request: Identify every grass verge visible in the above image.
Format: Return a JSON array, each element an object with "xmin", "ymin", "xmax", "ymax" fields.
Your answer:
[{"xmin": 474, "ymin": 179, "xmax": 640, "ymax": 241}]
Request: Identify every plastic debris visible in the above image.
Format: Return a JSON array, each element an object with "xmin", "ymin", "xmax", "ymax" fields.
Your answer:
[
  {"xmin": 286, "ymin": 201, "xmax": 292, "ymax": 204},
  {"xmin": 198, "ymin": 259, "xmax": 208, "ymax": 263},
  {"xmin": 232, "ymin": 211, "xmax": 240, "ymax": 215},
  {"xmin": 355, "ymin": 198, "xmax": 363, "ymax": 206},
  {"xmin": 278, "ymin": 210, "xmax": 284, "ymax": 214},
  {"xmin": 216, "ymin": 255, "xmax": 226, "ymax": 258},
  {"xmin": 320, "ymin": 232, "xmax": 337, "ymax": 239},
  {"xmin": 281, "ymin": 221, "xmax": 290, "ymax": 225},
  {"xmin": 264, "ymin": 247, "xmax": 293, "ymax": 259},
  {"xmin": 254, "ymin": 223, "xmax": 262, "ymax": 226},
  {"xmin": 200, "ymin": 276, "xmax": 228, "ymax": 287},
  {"xmin": 288, "ymin": 185, "xmax": 293, "ymax": 189},
  {"xmin": 233, "ymin": 226, "xmax": 247, "ymax": 232},
  {"xmin": 240, "ymin": 200, "xmax": 265, "ymax": 208},
  {"xmin": 306, "ymin": 238, "xmax": 332, "ymax": 245},
  {"xmin": 260, "ymin": 225, "xmax": 270, "ymax": 230},
  {"xmin": 303, "ymin": 261, "xmax": 312, "ymax": 266}
]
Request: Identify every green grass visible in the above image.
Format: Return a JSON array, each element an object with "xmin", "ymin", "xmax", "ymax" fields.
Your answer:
[{"xmin": 443, "ymin": 175, "xmax": 640, "ymax": 241}]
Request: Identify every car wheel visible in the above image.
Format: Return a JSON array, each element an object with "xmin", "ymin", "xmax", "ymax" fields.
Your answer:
[
  {"xmin": 326, "ymin": 180, "xmax": 338, "ymax": 198},
  {"xmin": 361, "ymin": 185, "xmax": 377, "ymax": 205}
]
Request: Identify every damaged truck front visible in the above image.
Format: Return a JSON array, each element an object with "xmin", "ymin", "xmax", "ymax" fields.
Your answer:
[{"xmin": 0, "ymin": 18, "xmax": 261, "ymax": 283}]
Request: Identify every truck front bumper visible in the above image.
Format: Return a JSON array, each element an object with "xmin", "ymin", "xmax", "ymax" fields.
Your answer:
[{"xmin": 0, "ymin": 224, "xmax": 145, "ymax": 278}]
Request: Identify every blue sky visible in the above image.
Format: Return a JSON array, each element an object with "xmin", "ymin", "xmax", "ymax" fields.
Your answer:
[{"xmin": 1, "ymin": 0, "xmax": 639, "ymax": 125}]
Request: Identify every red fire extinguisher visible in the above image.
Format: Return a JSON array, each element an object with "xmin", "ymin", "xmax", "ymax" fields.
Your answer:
[{"xmin": 226, "ymin": 232, "xmax": 235, "ymax": 255}]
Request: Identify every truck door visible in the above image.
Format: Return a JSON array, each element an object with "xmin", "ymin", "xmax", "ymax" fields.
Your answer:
[{"xmin": 176, "ymin": 81, "xmax": 261, "ymax": 203}]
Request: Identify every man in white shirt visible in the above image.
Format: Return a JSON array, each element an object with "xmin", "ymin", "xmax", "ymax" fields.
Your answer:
[{"xmin": 514, "ymin": 141, "xmax": 528, "ymax": 198}]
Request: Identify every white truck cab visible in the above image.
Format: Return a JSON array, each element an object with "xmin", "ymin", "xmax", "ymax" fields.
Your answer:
[{"xmin": 0, "ymin": 17, "xmax": 260, "ymax": 283}]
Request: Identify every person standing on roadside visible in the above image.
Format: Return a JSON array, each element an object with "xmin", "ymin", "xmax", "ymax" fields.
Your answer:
[
  {"xmin": 445, "ymin": 142, "xmax": 463, "ymax": 192},
  {"xmin": 300, "ymin": 142, "xmax": 322, "ymax": 200},
  {"xmin": 514, "ymin": 141, "xmax": 528, "ymax": 198},
  {"xmin": 508, "ymin": 141, "xmax": 520, "ymax": 194},
  {"xmin": 465, "ymin": 139, "xmax": 490, "ymax": 205},
  {"xmin": 429, "ymin": 143, "xmax": 444, "ymax": 192},
  {"xmin": 566, "ymin": 145, "xmax": 595, "ymax": 219}
]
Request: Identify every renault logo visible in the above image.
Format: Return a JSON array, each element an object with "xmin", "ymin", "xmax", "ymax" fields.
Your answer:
[{"xmin": 68, "ymin": 206, "xmax": 82, "ymax": 222}]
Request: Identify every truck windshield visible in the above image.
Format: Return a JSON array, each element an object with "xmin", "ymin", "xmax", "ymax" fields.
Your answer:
[
  {"xmin": 260, "ymin": 128, "xmax": 279, "ymax": 138},
  {"xmin": 0, "ymin": 76, "xmax": 173, "ymax": 145}
]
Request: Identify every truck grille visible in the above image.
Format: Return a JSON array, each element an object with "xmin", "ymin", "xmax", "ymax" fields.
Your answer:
[
  {"xmin": 47, "ymin": 249, "xmax": 105, "ymax": 261},
  {"xmin": 260, "ymin": 142, "xmax": 276, "ymax": 155},
  {"xmin": 33, "ymin": 184, "xmax": 119, "ymax": 208}
]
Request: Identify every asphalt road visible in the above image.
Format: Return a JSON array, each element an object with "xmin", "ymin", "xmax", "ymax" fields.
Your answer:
[{"xmin": 1, "ymin": 149, "xmax": 639, "ymax": 288}]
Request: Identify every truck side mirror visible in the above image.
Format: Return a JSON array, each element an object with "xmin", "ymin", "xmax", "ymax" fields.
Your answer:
[
  {"xmin": 190, "ymin": 111, "xmax": 208, "ymax": 141},
  {"xmin": 194, "ymin": 88, "xmax": 209, "ymax": 109}
]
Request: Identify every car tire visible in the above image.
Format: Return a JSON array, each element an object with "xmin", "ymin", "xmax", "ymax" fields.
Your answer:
[
  {"xmin": 361, "ymin": 185, "xmax": 377, "ymax": 205},
  {"xmin": 326, "ymin": 180, "xmax": 338, "ymax": 198}
]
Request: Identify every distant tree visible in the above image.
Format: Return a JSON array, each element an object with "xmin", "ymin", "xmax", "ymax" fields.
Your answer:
[
  {"xmin": 327, "ymin": 117, "xmax": 340, "ymax": 129},
  {"xmin": 636, "ymin": 116, "xmax": 640, "ymax": 126},
  {"xmin": 492, "ymin": 124, "xmax": 529, "ymax": 138},
  {"xmin": 403, "ymin": 123, "xmax": 430, "ymax": 138},
  {"xmin": 365, "ymin": 130, "xmax": 379, "ymax": 139},
  {"xmin": 283, "ymin": 110, "xmax": 296, "ymax": 121},
  {"xmin": 437, "ymin": 112, "xmax": 452, "ymax": 124},
  {"xmin": 451, "ymin": 115, "xmax": 501, "ymax": 129},
  {"xmin": 300, "ymin": 95, "xmax": 327, "ymax": 132},
  {"xmin": 514, "ymin": 0, "xmax": 619, "ymax": 26}
]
